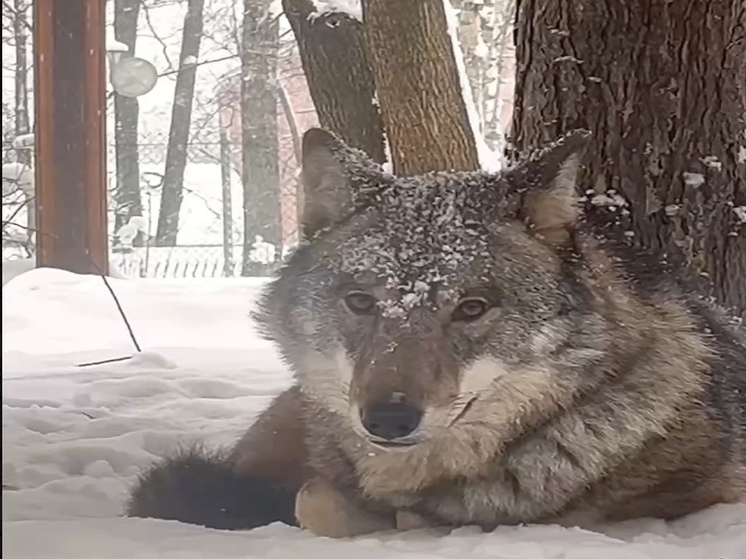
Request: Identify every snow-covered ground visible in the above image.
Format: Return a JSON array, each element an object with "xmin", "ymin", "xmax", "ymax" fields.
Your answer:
[{"xmin": 3, "ymin": 268, "xmax": 746, "ymax": 558}]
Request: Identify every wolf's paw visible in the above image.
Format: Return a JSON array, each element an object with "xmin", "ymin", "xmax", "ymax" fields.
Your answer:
[
  {"xmin": 505, "ymin": 433, "xmax": 581, "ymax": 508},
  {"xmin": 295, "ymin": 478, "xmax": 396, "ymax": 538},
  {"xmin": 395, "ymin": 509, "xmax": 434, "ymax": 530}
]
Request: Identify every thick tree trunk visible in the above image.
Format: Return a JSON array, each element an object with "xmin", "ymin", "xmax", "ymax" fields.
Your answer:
[
  {"xmin": 511, "ymin": 0, "xmax": 746, "ymax": 317},
  {"xmin": 282, "ymin": 0, "xmax": 386, "ymax": 163},
  {"xmin": 362, "ymin": 0, "xmax": 479, "ymax": 175},
  {"xmin": 241, "ymin": 0, "xmax": 281, "ymax": 277},
  {"xmin": 112, "ymin": 0, "xmax": 143, "ymax": 248},
  {"xmin": 155, "ymin": 0, "xmax": 205, "ymax": 246}
]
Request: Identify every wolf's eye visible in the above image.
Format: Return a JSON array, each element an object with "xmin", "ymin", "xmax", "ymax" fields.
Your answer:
[
  {"xmin": 452, "ymin": 298, "xmax": 489, "ymax": 322},
  {"xmin": 344, "ymin": 292, "xmax": 379, "ymax": 315}
]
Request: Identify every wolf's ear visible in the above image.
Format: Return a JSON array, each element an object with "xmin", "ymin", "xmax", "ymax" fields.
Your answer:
[
  {"xmin": 507, "ymin": 130, "xmax": 590, "ymax": 245},
  {"xmin": 300, "ymin": 128, "xmax": 355, "ymax": 240}
]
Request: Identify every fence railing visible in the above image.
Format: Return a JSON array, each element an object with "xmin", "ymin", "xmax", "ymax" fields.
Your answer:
[
  {"xmin": 111, "ymin": 243, "xmax": 291, "ymax": 279},
  {"xmin": 3, "ymin": 132, "xmax": 301, "ymax": 281}
]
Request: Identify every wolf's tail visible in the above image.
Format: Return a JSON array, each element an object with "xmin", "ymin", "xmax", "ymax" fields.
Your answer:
[{"xmin": 126, "ymin": 447, "xmax": 298, "ymax": 530}]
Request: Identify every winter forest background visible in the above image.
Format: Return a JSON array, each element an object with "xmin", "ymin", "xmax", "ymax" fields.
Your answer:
[
  {"xmin": 1, "ymin": 0, "xmax": 516, "ymax": 279},
  {"xmin": 2, "ymin": 0, "xmax": 744, "ymax": 317},
  {"xmin": 1, "ymin": 3, "xmax": 745, "ymax": 556}
]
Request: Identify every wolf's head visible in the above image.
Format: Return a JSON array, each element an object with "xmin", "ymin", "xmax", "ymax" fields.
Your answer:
[{"xmin": 255, "ymin": 128, "xmax": 602, "ymax": 449}]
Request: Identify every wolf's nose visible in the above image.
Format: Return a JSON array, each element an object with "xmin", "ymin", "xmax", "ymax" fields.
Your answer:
[{"xmin": 360, "ymin": 402, "xmax": 423, "ymax": 441}]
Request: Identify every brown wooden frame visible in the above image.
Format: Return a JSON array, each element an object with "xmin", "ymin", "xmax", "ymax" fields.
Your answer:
[{"xmin": 33, "ymin": 0, "xmax": 109, "ymax": 275}]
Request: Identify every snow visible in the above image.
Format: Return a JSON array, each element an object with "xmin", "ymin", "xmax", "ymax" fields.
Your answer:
[
  {"xmin": 700, "ymin": 155, "xmax": 722, "ymax": 170},
  {"xmin": 553, "ymin": 56, "xmax": 584, "ymax": 64},
  {"xmin": 107, "ymin": 37, "xmax": 130, "ymax": 53},
  {"xmin": 310, "ymin": 0, "xmax": 363, "ymax": 21},
  {"xmin": 2, "ymin": 257, "xmax": 35, "ymax": 286},
  {"xmin": 3, "ymin": 268, "xmax": 746, "ymax": 558},
  {"xmin": 589, "ymin": 190, "xmax": 628, "ymax": 208},
  {"xmin": 11, "ymin": 132, "xmax": 35, "ymax": 150},
  {"xmin": 114, "ymin": 217, "xmax": 149, "ymax": 250},
  {"xmin": 1, "ymin": 162, "xmax": 34, "ymax": 195},
  {"xmin": 683, "ymin": 172, "xmax": 705, "ymax": 188}
]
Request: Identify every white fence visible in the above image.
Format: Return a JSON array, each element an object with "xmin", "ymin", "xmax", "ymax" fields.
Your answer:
[{"xmin": 111, "ymin": 244, "xmax": 290, "ymax": 279}]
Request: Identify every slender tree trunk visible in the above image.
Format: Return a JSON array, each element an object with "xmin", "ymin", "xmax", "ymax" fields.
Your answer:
[
  {"xmin": 511, "ymin": 0, "xmax": 746, "ymax": 317},
  {"xmin": 452, "ymin": 0, "xmax": 483, "ymax": 127},
  {"xmin": 219, "ymin": 123, "xmax": 234, "ymax": 277},
  {"xmin": 13, "ymin": 0, "xmax": 30, "ymax": 144},
  {"xmin": 112, "ymin": 0, "xmax": 143, "ymax": 248},
  {"xmin": 486, "ymin": 0, "xmax": 516, "ymax": 150},
  {"xmin": 451, "ymin": 0, "xmax": 516, "ymax": 152},
  {"xmin": 282, "ymin": 0, "xmax": 386, "ymax": 163},
  {"xmin": 276, "ymin": 80, "xmax": 304, "ymax": 230},
  {"xmin": 12, "ymin": 0, "xmax": 33, "ymax": 248},
  {"xmin": 362, "ymin": 0, "xmax": 480, "ymax": 175},
  {"xmin": 155, "ymin": 0, "xmax": 205, "ymax": 246},
  {"xmin": 241, "ymin": 0, "xmax": 280, "ymax": 276}
]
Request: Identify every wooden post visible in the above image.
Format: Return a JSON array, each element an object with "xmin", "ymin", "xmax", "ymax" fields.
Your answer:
[{"xmin": 34, "ymin": 0, "xmax": 109, "ymax": 275}]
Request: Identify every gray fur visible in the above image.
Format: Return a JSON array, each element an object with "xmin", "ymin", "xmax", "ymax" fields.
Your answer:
[
  {"xmin": 252, "ymin": 128, "xmax": 746, "ymax": 532},
  {"xmin": 129, "ymin": 128, "xmax": 746, "ymax": 536}
]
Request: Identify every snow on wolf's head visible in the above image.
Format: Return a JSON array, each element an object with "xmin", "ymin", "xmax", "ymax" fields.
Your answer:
[{"xmin": 254, "ymin": 127, "xmax": 595, "ymax": 448}]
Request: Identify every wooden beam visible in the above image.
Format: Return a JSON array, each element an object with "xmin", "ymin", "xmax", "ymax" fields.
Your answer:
[{"xmin": 33, "ymin": 0, "xmax": 109, "ymax": 275}]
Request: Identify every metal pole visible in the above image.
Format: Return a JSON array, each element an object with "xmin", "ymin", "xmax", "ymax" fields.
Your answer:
[{"xmin": 34, "ymin": 0, "xmax": 109, "ymax": 275}]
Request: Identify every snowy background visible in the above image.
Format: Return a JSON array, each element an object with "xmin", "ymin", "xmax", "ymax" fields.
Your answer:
[
  {"xmin": 2, "ymin": 0, "xmax": 745, "ymax": 557},
  {"xmin": 3, "ymin": 267, "xmax": 746, "ymax": 558},
  {"xmin": 2, "ymin": 0, "xmax": 517, "ymax": 277}
]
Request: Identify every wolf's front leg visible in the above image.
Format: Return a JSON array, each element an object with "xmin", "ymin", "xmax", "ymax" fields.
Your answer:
[
  {"xmin": 295, "ymin": 478, "xmax": 397, "ymax": 538},
  {"xmin": 229, "ymin": 385, "xmax": 311, "ymax": 491}
]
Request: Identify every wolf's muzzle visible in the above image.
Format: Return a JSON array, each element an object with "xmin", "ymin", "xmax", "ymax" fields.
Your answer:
[{"xmin": 360, "ymin": 401, "xmax": 423, "ymax": 441}]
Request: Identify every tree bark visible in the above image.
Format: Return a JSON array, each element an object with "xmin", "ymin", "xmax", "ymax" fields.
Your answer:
[
  {"xmin": 282, "ymin": 0, "xmax": 386, "ymax": 163},
  {"xmin": 112, "ymin": 0, "xmax": 144, "ymax": 248},
  {"xmin": 155, "ymin": 0, "xmax": 205, "ymax": 246},
  {"xmin": 241, "ymin": 0, "xmax": 281, "ymax": 276},
  {"xmin": 275, "ymin": 80, "xmax": 304, "ymax": 229},
  {"xmin": 452, "ymin": 0, "xmax": 483, "ymax": 127},
  {"xmin": 12, "ymin": 0, "xmax": 33, "ymax": 249},
  {"xmin": 511, "ymin": 0, "xmax": 746, "ymax": 317},
  {"xmin": 487, "ymin": 0, "xmax": 516, "ymax": 148},
  {"xmin": 362, "ymin": 0, "xmax": 480, "ymax": 175},
  {"xmin": 219, "ymin": 123, "xmax": 234, "ymax": 277},
  {"xmin": 12, "ymin": 0, "xmax": 30, "ymax": 146}
]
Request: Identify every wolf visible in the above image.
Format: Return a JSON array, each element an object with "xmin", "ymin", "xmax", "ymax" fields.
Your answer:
[{"xmin": 127, "ymin": 127, "xmax": 746, "ymax": 537}]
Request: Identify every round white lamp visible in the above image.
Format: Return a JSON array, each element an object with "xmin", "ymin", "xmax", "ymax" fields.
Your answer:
[{"xmin": 106, "ymin": 38, "xmax": 158, "ymax": 98}]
